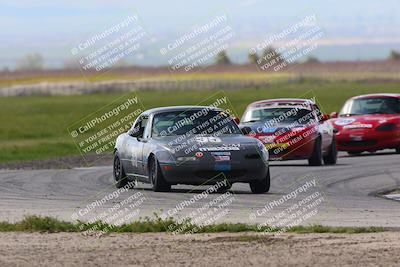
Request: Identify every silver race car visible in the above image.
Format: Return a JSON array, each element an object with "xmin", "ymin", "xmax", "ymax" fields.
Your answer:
[{"xmin": 113, "ymin": 106, "xmax": 270, "ymax": 193}]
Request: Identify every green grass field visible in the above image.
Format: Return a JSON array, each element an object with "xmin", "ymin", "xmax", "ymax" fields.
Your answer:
[
  {"xmin": 0, "ymin": 215, "xmax": 385, "ymax": 234},
  {"xmin": 1, "ymin": 80, "xmax": 399, "ymax": 163}
]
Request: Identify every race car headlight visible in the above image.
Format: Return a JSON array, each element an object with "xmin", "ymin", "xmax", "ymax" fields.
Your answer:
[
  {"xmin": 292, "ymin": 126, "xmax": 306, "ymax": 132},
  {"xmin": 376, "ymin": 123, "xmax": 396, "ymax": 132}
]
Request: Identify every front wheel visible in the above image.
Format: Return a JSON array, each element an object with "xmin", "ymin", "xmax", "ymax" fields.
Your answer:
[
  {"xmin": 149, "ymin": 156, "xmax": 171, "ymax": 192},
  {"xmin": 308, "ymin": 137, "xmax": 323, "ymax": 166},
  {"xmin": 250, "ymin": 167, "xmax": 270, "ymax": 194},
  {"xmin": 323, "ymin": 137, "xmax": 337, "ymax": 165},
  {"xmin": 113, "ymin": 153, "xmax": 131, "ymax": 188}
]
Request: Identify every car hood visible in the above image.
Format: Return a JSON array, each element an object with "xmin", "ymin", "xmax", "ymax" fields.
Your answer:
[
  {"xmin": 152, "ymin": 134, "xmax": 261, "ymax": 155},
  {"xmin": 239, "ymin": 121, "xmax": 314, "ymax": 135},
  {"xmin": 153, "ymin": 134, "xmax": 258, "ymax": 146},
  {"xmin": 332, "ymin": 114, "xmax": 400, "ymax": 130}
]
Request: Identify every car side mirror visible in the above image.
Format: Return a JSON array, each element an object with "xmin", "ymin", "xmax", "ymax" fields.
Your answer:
[
  {"xmin": 128, "ymin": 130, "xmax": 136, "ymax": 137},
  {"xmin": 128, "ymin": 127, "xmax": 143, "ymax": 138},
  {"xmin": 240, "ymin": 126, "xmax": 253, "ymax": 135},
  {"xmin": 330, "ymin": 112, "xmax": 338, "ymax": 118},
  {"xmin": 321, "ymin": 114, "xmax": 330, "ymax": 122}
]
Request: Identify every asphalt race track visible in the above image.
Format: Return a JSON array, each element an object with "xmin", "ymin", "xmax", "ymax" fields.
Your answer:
[{"xmin": 0, "ymin": 151, "xmax": 399, "ymax": 228}]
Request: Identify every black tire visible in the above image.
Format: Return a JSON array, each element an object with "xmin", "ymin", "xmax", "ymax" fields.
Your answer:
[
  {"xmin": 250, "ymin": 167, "xmax": 270, "ymax": 194},
  {"xmin": 347, "ymin": 151, "xmax": 362, "ymax": 156},
  {"xmin": 323, "ymin": 137, "xmax": 338, "ymax": 165},
  {"xmin": 113, "ymin": 153, "xmax": 131, "ymax": 188},
  {"xmin": 149, "ymin": 156, "xmax": 171, "ymax": 192},
  {"xmin": 216, "ymin": 182, "xmax": 232, "ymax": 193},
  {"xmin": 396, "ymin": 147, "xmax": 400, "ymax": 154},
  {"xmin": 308, "ymin": 137, "xmax": 323, "ymax": 166}
]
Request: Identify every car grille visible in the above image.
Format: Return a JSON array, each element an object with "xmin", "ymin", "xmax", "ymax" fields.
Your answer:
[
  {"xmin": 340, "ymin": 140, "xmax": 377, "ymax": 147},
  {"xmin": 195, "ymin": 170, "xmax": 247, "ymax": 179},
  {"xmin": 245, "ymin": 153, "xmax": 261, "ymax": 159}
]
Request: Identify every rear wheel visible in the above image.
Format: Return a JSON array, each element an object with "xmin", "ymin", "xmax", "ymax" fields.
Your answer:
[
  {"xmin": 323, "ymin": 137, "xmax": 337, "ymax": 165},
  {"xmin": 149, "ymin": 156, "xmax": 171, "ymax": 192},
  {"xmin": 308, "ymin": 137, "xmax": 323, "ymax": 166},
  {"xmin": 113, "ymin": 153, "xmax": 131, "ymax": 188},
  {"xmin": 250, "ymin": 167, "xmax": 270, "ymax": 194}
]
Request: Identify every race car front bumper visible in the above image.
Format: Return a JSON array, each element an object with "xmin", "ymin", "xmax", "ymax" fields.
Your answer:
[
  {"xmin": 158, "ymin": 155, "xmax": 268, "ymax": 185},
  {"xmin": 336, "ymin": 130, "xmax": 400, "ymax": 152},
  {"xmin": 260, "ymin": 133, "xmax": 316, "ymax": 161}
]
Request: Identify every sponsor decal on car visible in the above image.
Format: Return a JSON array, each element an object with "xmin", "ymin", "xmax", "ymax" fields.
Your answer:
[
  {"xmin": 211, "ymin": 151, "xmax": 231, "ymax": 161},
  {"xmin": 199, "ymin": 144, "xmax": 241, "ymax": 151},
  {"xmin": 213, "ymin": 152, "xmax": 232, "ymax": 171},
  {"xmin": 265, "ymin": 143, "xmax": 290, "ymax": 149},
  {"xmin": 349, "ymin": 135, "xmax": 363, "ymax": 141},
  {"xmin": 195, "ymin": 136, "xmax": 222, "ymax": 143},
  {"xmin": 262, "ymin": 127, "xmax": 277, "ymax": 133},
  {"xmin": 343, "ymin": 123, "xmax": 373, "ymax": 129},
  {"xmin": 195, "ymin": 151, "xmax": 204, "ymax": 158},
  {"xmin": 214, "ymin": 163, "xmax": 231, "ymax": 171},
  {"xmin": 334, "ymin": 118, "xmax": 356, "ymax": 126}
]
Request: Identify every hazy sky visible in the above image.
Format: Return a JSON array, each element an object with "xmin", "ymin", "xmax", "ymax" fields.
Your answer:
[{"xmin": 1, "ymin": 0, "xmax": 399, "ymax": 68}]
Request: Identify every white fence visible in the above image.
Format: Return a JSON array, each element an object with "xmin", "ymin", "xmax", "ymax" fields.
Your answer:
[{"xmin": 0, "ymin": 79, "xmax": 270, "ymax": 97}]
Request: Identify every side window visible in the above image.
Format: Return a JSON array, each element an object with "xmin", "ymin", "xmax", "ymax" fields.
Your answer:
[
  {"xmin": 130, "ymin": 115, "xmax": 148, "ymax": 138},
  {"xmin": 142, "ymin": 116, "xmax": 151, "ymax": 138}
]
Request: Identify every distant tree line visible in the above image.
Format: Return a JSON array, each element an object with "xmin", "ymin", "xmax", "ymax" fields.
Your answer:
[
  {"xmin": 7, "ymin": 48, "xmax": 400, "ymax": 71},
  {"xmin": 216, "ymin": 48, "xmax": 400, "ymax": 65},
  {"xmin": 17, "ymin": 53, "xmax": 44, "ymax": 70},
  {"xmin": 389, "ymin": 50, "xmax": 400, "ymax": 61}
]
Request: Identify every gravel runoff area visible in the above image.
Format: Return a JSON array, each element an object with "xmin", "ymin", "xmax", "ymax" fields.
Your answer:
[{"xmin": 0, "ymin": 232, "xmax": 399, "ymax": 267}]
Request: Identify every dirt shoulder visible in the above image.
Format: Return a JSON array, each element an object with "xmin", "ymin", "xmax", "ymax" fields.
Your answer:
[{"xmin": 1, "ymin": 232, "xmax": 399, "ymax": 267}]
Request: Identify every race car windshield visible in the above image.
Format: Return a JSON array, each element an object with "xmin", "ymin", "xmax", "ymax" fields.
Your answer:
[
  {"xmin": 242, "ymin": 108, "xmax": 316, "ymax": 124},
  {"xmin": 152, "ymin": 110, "xmax": 241, "ymax": 136},
  {"xmin": 340, "ymin": 98, "xmax": 400, "ymax": 116}
]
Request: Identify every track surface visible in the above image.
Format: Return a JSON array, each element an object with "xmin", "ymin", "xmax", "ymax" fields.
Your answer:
[{"xmin": 0, "ymin": 152, "xmax": 399, "ymax": 227}]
